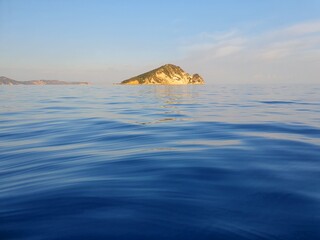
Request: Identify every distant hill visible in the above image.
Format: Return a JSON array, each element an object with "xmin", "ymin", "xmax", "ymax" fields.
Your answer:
[
  {"xmin": 0, "ymin": 76, "xmax": 89, "ymax": 85},
  {"xmin": 120, "ymin": 64, "xmax": 204, "ymax": 85},
  {"xmin": 0, "ymin": 76, "xmax": 21, "ymax": 85}
]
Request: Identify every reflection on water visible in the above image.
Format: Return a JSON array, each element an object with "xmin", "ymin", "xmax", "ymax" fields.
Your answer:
[
  {"xmin": 0, "ymin": 84, "xmax": 320, "ymax": 240},
  {"xmin": 131, "ymin": 86, "xmax": 200, "ymax": 125}
]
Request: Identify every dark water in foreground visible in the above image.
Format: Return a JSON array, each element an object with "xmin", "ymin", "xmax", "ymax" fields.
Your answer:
[{"xmin": 0, "ymin": 85, "xmax": 319, "ymax": 240}]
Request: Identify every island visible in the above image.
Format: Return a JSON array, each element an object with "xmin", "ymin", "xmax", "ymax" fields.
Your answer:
[
  {"xmin": 120, "ymin": 64, "xmax": 204, "ymax": 85},
  {"xmin": 0, "ymin": 76, "xmax": 89, "ymax": 85}
]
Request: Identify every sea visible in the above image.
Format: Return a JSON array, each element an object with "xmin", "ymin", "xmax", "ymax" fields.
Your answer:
[{"xmin": 0, "ymin": 84, "xmax": 319, "ymax": 240}]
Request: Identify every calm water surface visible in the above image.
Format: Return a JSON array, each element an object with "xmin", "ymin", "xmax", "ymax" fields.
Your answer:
[{"xmin": 0, "ymin": 84, "xmax": 319, "ymax": 240}]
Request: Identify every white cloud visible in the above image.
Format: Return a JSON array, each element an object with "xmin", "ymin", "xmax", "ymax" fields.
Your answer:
[
  {"xmin": 178, "ymin": 20, "xmax": 320, "ymax": 84},
  {"xmin": 215, "ymin": 45, "xmax": 243, "ymax": 58},
  {"xmin": 181, "ymin": 30, "xmax": 246, "ymax": 58},
  {"xmin": 284, "ymin": 21, "xmax": 320, "ymax": 35}
]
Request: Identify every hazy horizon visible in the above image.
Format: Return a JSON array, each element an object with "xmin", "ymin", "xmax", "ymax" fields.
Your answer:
[{"xmin": 1, "ymin": 0, "xmax": 320, "ymax": 84}]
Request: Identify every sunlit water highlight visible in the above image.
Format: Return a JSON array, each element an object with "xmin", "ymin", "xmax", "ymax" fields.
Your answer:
[{"xmin": 0, "ymin": 84, "xmax": 319, "ymax": 239}]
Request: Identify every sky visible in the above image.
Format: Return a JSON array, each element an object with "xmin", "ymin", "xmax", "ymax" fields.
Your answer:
[{"xmin": 0, "ymin": 0, "xmax": 320, "ymax": 84}]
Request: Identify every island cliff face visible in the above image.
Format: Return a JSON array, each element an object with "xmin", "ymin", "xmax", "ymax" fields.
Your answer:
[
  {"xmin": 120, "ymin": 64, "xmax": 204, "ymax": 85},
  {"xmin": 0, "ymin": 76, "xmax": 89, "ymax": 85}
]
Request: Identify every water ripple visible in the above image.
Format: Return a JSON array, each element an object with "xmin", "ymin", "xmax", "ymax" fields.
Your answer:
[{"xmin": 0, "ymin": 85, "xmax": 320, "ymax": 239}]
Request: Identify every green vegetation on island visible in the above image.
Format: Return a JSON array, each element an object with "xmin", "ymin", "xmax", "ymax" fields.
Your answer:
[{"xmin": 120, "ymin": 64, "xmax": 204, "ymax": 85}]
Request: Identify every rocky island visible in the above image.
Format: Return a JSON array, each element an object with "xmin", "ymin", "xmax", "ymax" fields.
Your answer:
[
  {"xmin": 0, "ymin": 76, "xmax": 89, "ymax": 85},
  {"xmin": 120, "ymin": 64, "xmax": 204, "ymax": 85}
]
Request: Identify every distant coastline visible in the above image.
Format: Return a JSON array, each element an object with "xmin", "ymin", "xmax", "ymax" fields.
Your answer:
[{"xmin": 0, "ymin": 76, "xmax": 89, "ymax": 85}]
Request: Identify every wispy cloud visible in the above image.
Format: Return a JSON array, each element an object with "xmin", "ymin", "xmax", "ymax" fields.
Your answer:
[
  {"xmin": 179, "ymin": 20, "xmax": 320, "ymax": 84},
  {"xmin": 180, "ymin": 30, "xmax": 247, "ymax": 58},
  {"xmin": 284, "ymin": 21, "xmax": 320, "ymax": 35}
]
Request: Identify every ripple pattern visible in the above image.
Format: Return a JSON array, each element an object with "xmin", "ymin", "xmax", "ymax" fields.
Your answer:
[{"xmin": 0, "ymin": 84, "xmax": 320, "ymax": 240}]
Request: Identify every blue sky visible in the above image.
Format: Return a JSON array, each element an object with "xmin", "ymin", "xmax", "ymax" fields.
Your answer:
[{"xmin": 1, "ymin": 0, "xmax": 320, "ymax": 84}]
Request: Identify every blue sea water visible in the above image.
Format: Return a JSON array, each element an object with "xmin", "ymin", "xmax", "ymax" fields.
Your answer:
[{"xmin": 0, "ymin": 84, "xmax": 319, "ymax": 240}]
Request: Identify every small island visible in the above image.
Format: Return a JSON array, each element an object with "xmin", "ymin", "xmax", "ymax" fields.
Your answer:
[
  {"xmin": 0, "ymin": 76, "xmax": 89, "ymax": 85},
  {"xmin": 120, "ymin": 64, "xmax": 204, "ymax": 85}
]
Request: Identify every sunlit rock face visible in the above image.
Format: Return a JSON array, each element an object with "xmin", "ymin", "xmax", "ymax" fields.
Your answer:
[{"xmin": 120, "ymin": 64, "xmax": 204, "ymax": 85}]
